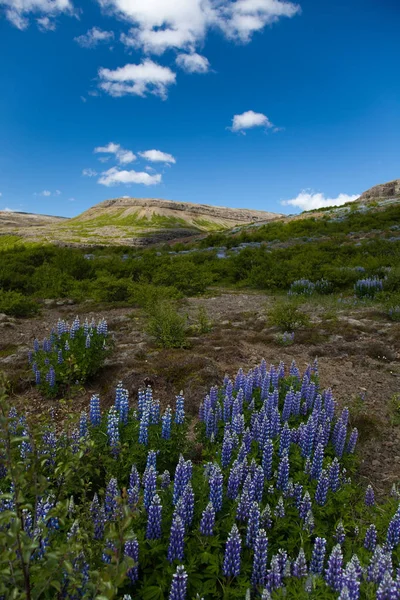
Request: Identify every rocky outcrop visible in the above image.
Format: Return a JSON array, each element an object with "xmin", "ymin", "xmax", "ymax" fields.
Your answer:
[
  {"xmin": 359, "ymin": 179, "xmax": 400, "ymax": 202},
  {"xmin": 74, "ymin": 197, "xmax": 282, "ymax": 226}
]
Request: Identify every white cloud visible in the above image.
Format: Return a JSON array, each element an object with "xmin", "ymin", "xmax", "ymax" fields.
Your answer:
[
  {"xmin": 80, "ymin": 96, "xmax": 87, "ymax": 103},
  {"xmin": 139, "ymin": 149, "xmax": 176, "ymax": 164},
  {"xmin": 98, "ymin": 167, "xmax": 162, "ymax": 186},
  {"xmin": 82, "ymin": 168, "xmax": 98, "ymax": 177},
  {"xmin": 176, "ymin": 52, "xmax": 210, "ymax": 73},
  {"xmin": 74, "ymin": 27, "xmax": 114, "ymax": 48},
  {"xmin": 1, "ymin": 207, "xmax": 15, "ymax": 212},
  {"xmin": 37, "ymin": 16, "xmax": 56, "ymax": 30},
  {"xmin": 94, "ymin": 142, "xmax": 136, "ymax": 164},
  {"xmin": 1, "ymin": 0, "xmax": 74, "ymax": 30},
  {"xmin": 100, "ymin": 0, "xmax": 300, "ymax": 55},
  {"xmin": 98, "ymin": 59, "xmax": 176, "ymax": 99},
  {"xmin": 68, "ymin": 197, "xmax": 76, "ymax": 202},
  {"xmin": 281, "ymin": 191, "xmax": 361, "ymax": 211},
  {"xmin": 230, "ymin": 110, "xmax": 273, "ymax": 132},
  {"xmin": 34, "ymin": 190, "xmax": 59, "ymax": 197}
]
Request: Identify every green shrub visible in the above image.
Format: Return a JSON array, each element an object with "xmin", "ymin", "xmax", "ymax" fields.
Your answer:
[
  {"xmin": 91, "ymin": 276, "xmax": 133, "ymax": 303},
  {"xmin": 129, "ymin": 282, "xmax": 182, "ymax": 309},
  {"xmin": 147, "ymin": 302, "xmax": 188, "ymax": 348},
  {"xmin": 193, "ymin": 305, "xmax": 213, "ymax": 334},
  {"xmin": 0, "ymin": 289, "xmax": 39, "ymax": 317},
  {"xmin": 268, "ymin": 299, "xmax": 310, "ymax": 331}
]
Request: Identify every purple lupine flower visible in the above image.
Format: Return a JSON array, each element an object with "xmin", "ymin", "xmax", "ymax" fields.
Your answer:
[
  {"xmin": 162, "ymin": 406, "xmax": 172, "ymax": 440},
  {"xmin": 386, "ymin": 514, "xmax": 400, "ymax": 550},
  {"xmin": 118, "ymin": 388, "xmax": 129, "ymax": 424},
  {"xmin": 221, "ymin": 429, "xmax": 233, "ymax": 469},
  {"xmin": 276, "ymin": 454, "xmax": 289, "ymax": 492},
  {"xmin": 365, "ymin": 485, "xmax": 375, "ymax": 507},
  {"xmin": 267, "ymin": 555, "xmax": 282, "ymax": 592},
  {"xmin": 253, "ymin": 465, "xmax": 264, "ymax": 503},
  {"xmin": 107, "ymin": 407, "xmax": 120, "ymax": 457},
  {"xmin": 262, "ymin": 439, "xmax": 274, "ymax": 480},
  {"xmin": 89, "ymin": 394, "xmax": 101, "ymax": 426},
  {"xmin": 138, "ymin": 407, "xmax": 150, "ymax": 446},
  {"xmin": 292, "ymin": 548, "xmax": 307, "ymax": 578},
  {"xmin": 46, "ymin": 366, "xmax": 56, "ymax": 388},
  {"xmin": 325, "ymin": 544, "xmax": 343, "ymax": 592},
  {"xmin": 79, "ymin": 411, "xmax": 88, "ymax": 439},
  {"xmin": 209, "ymin": 465, "xmax": 223, "ymax": 512},
  {"xmin": 334, "ymin": 420, "xmax": 347, "ymax": 458},
  {"xmin": 270, "ymin": 408, "xmax": 281, "ymax": 439},
  {"xmin": 376, "ymin": 571, "xmax": 398, "ymax": 600},
  {"xmin": 168, "ymin": 514, "xmax": 185, "ymax": 563},
  {"xmin": 102, "ymin": 540, "xmax": 116, "ymax": 564},
  {"xmin": 347, "ymin": 428, "xmax": 358, "ymax": 453},
  {"xmin": 175, "ymin": 392, "xmax": 185, "ymax": 425},
  {"xmin": 223, "ymin": 524, "xmax": 242, "ymax": 577},
  {"xmin": 199, "ymin": 502, "xmax": 215, "ymax": 536},
  {"xmin": 125, "ymin": 538, "xmax": 139, "ymax": 583},
  {"xmin": 181, "ymin": 484, "xmax": 195, "ymax": 527},
  {"xmin": 145, "ymin": 449, "xmax": 158, "ymax": 473},
  {"xmin": 173, "ymin": 457, "xmax": 192, "ymax": 506},
  {"xmin": 146, "ymin": 494, "xmax": 162, "ymax": 539},
  {"xmin": 236, "ymin": 489, "xmax": 251, "ymax": 522},
  {"xmin": 274, "ymin": 497, "xmax": 285, "ymax": 519},
  {"xmin": 364, "ymin": 524, "xmax": 377, "ymax": 551},
  {"xmin": 334, "ymin": 521, "xmax": 346, "ymax": 545},
  {"xmin": 90, "ymin": 494, "xmax": 104, "ymax": 540},
  {"xmin": 57, "ymin": 349, "xmax": 63, "ymax": 364},
  {"xmin": 329, "ymin": 458, "xmax": 340, "ymax": 492},
  {"xmin": 129, "ymin": 464, "xmax": 140, "ymax": 490},
  {"xmin": 251, "ymin": 529, "xmax": 268, "ymax": 589},
  {"xmin": 310, "ymin": 443, "xmax": 324, "ymax": 480},
  {"xmin": 279, "ymin": 422, "xmax": 291, "ymax": 457},
  {"xmin": 161, "ymin": 470, "xmax": 171, "ymax": 489},
  {"xmin": 227, "ymin": 464, "xmax": 241, "ymax": 500},
  {"xmin": 310, "ymin": 537, "xmax": 327, "ymax": 575},
  {"xmin": 169, "ymin": 565, "xmax": 188, "ymax": 600},
  {"xmin": 342, "ymin": 562, "xmax": 360, "ymax": 600},
  {"xmin": 315, "ymin": 469, "xmax": 329, "ymax": 506},
  {"xmin": 299, "ymin": 491, "xmax": 312, "ymax": 520},
  {"xmin": 104, "ymin": 478, "xmax": 120, "ymax": 521},
  {"xmin": 85, "ymin": 334, "xmax": 91, "ymax": 349},
  {"xmin": 151, "ymin": 399, "xmax": 160, "ymax": 424},
  {"xmin": 246, "ymin": 501, "xmax": 260, "ymax": 548},
  {"xmin": 144, "ymin": 466, "xmax": 157, "ymax": 511}
]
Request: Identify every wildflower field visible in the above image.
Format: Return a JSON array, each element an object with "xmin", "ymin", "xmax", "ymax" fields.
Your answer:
[{"xmin": 2, "ymin": 336, "xmax": 400, "ymax": 600}]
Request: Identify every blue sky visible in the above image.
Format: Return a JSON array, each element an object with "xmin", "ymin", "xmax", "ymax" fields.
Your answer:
[{"xmin": 0, "ymin": 0, "xmax": 399, "ymax": 217}]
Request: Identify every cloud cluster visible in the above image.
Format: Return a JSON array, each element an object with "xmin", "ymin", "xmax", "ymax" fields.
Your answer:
[
  {"xmin": 102, "ymin": 0, "xmax": 300, "ymax": 55},
  {"xmin": 230, "ymin": 110, "xmax": 274, "ymax": 133},
  {"xmin": 0, "ymin": 0, "xmax": 73, "ymax": 30},
  {"xmin": 34, "ymin": 189, "xmax": 61, "ymax": 197},
  {"xmin": 98, "ymin": 59, "xmax": 176, "ymax": 99},
  {"xmin": 94, "ymin": 142, "xmax": 136, "ymax": 164},
  {"xmin": 89, "ymin": 142, "xmax": 176, "ymax": 187},
  {"xmin": 98, "ymin": 167, "xmax": 161, "ymax": 186},
  {"xmin": 176, "ymin": 52, "xmax": 210, "ymax": 74},
  {"xmin": 74, "ymin": 27, "xmax": 114, "ymax": 48},
  {"xmin": 282, "ymin": 191, "xmax": 360, "ymax": 211}
]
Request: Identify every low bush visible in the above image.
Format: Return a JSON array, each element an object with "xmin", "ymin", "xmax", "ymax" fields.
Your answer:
[
  {"xmin": 130, "ymin": 282, "xmax": 182, "ymax": 310},
  {"xmin": 1, "ymin": 360, "xmax": 400, "ymax": 599},
  {"xmin": 147, "ymin": 302, "xmax": 188, "ymax": 348},
  {"xmin": 0, "ymin": 289, "xmax": 39, "ymax": 317},
  {"xmin": 30, "ymin": 316, "xmax": 112, "ymax": 397},
  {"xmin": 268, "ymin": 300, "xmax": 310, "ymax": 331}
]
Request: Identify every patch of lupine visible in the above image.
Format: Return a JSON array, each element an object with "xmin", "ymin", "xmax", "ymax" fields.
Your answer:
[
  {"xmin": 288, "ymin": 278, "xmax": 333, "ymax": 297},
  {"xmin": 29, "ymin": 316, "xmax": 111, "ymax": 397},
  {"xmin": 2, "ymin": 360, "xmax": 400, "ymax": 599},
  {"xmin": 275, "ymin": 331, "xmax": 295, "ymax": 346},
  {"xmin": 388, "ymin": 306, "xmax": 400, "ymax": 322},
  {"xmin": 354, "ymin": 277, "xmax": 384, "ymax": 299}
]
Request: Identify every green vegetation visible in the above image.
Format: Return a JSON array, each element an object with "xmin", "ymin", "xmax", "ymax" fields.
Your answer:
[
  {"xmin": 147, "ymin": 301, "xmax": 188, "ymax": 348},
  {"xmin": 267, "ymin": 299, "xmax": 310, "ymax": 331},
  {"xmin": 0, "ymin": 290, "xmax": 39, "ymax": 317}
]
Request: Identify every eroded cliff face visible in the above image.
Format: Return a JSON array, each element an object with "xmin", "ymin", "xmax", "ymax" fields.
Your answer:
[
  {"xmin": 73, "ymin": 197, "xmax": 282, "ymax": 225},
  {"xmin": 359, "ymin": 179, "xmax": 400, "ymax": 201}
]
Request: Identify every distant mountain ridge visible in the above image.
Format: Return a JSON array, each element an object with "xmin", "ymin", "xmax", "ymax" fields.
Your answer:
[{"xmin": 358, "ymin": 179, "xmax": 400, "ymax": 202}]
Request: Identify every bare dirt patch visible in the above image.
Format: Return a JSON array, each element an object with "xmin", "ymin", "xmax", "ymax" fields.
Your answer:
[{"xmin": 1, "ymin": 291, "xmax": 399, "ymax": 496}]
